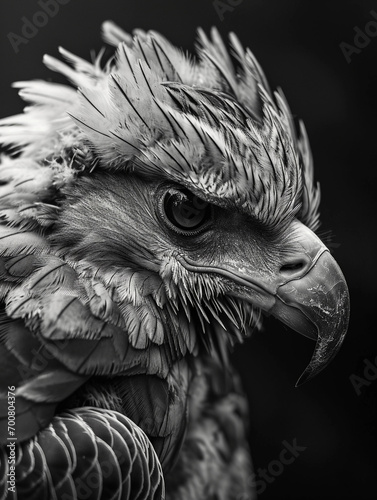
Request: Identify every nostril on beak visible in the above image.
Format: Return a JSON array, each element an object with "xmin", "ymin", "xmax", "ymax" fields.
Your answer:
[{"xmin": 280, "ymin": 258, "xmax": 309, "ymax": 278}]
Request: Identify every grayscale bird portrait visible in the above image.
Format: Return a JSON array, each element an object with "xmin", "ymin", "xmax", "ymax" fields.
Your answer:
[{"xmin": 0, "ymin": 1, "xmax": 375, "ymax": 499}]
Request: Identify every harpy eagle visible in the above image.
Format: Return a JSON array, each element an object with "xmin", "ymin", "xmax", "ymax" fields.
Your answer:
[{"xmin": 0, "ymin": 22, "xmax": 349, "ymax": 499}]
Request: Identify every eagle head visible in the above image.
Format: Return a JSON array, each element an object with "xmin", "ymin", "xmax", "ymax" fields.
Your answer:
[{"xmin": 0, "ymin": 25, "xmax": 349, "ymax": 400}]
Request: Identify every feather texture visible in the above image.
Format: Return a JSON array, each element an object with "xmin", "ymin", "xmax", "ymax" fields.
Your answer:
[
  {"xmin": 0, "ymin": 408, "xmax": 164, "ymax": 500},
  {"xmin": 0, "ymin": 25, "xmax": 320, "ymax": 232},
  {"xmin": 0, "ymin": 22, "xmax": 329, "ymax": 499}
]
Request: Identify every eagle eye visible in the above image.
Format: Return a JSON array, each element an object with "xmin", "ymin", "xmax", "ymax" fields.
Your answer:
[{"xmin": 160, "ymin": 188, "xmax": 213, "ymax": 235}]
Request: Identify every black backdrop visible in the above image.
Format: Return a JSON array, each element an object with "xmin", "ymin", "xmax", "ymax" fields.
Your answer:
[{"xmin": 1, "ymin": 1, "xmax": 376, "ymax": 499}]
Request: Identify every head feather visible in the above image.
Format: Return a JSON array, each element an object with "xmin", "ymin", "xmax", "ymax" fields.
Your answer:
[{"xmin": 0, "ymin": 24, "xmax": 320, "ymax": 234}]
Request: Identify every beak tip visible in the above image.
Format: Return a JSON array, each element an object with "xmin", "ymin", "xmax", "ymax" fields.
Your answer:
[{"xmin": 295, "ymin": 370, "xmax": 312, "ymax": 387}]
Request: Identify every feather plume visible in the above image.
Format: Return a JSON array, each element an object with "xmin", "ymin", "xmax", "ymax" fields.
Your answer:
[{"xmin": 0, "ymin": 26, "xmax": 320, "ymax": 231}]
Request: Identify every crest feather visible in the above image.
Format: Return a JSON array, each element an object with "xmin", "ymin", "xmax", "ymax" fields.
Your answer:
[{"xmin": 0, "ymin": 24, "xmax": 321, "ymax": 231}]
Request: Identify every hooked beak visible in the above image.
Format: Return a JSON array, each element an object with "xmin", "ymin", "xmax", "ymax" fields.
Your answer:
[
  {"xmin": 270, "ymin": 247, "xmax": 349, "ymax": 386},
  {"xmin": 178, "ymin": 220, "xmax": 350, "ymax": 386}
]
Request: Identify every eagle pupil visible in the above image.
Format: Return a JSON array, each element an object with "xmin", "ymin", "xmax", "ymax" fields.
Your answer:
[{"xmin": 164, "ymin": 190, "xmax": 209, "ymax": 231}]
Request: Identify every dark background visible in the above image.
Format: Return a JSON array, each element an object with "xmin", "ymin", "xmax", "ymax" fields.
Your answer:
[{"xmin": 0, "ymin": 0, "xmax": 376, "ymax": 498}]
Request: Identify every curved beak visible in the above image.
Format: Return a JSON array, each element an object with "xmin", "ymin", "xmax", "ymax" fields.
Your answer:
[
  {"xmin": 178, "ymin": 219, "xmax": 350, "ymax": 386},
  {"xmin": 270, "ymin": 248, "xmax": 350, "ymax": 386}
]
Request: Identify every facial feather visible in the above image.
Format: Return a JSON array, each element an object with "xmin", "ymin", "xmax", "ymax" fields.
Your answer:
[
  {"xmin": 0, "ymin": 28, "xmax": 349, "ymax": 497},
  {"xmin": 0, "ymin": 26, "xmax": 326, "ymax": 372}
]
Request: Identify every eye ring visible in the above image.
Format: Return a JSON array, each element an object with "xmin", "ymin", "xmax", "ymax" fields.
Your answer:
[{"xmin": 159, "ymin": 187, "xmax": 213, "ymax": 236}]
